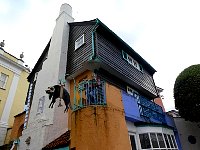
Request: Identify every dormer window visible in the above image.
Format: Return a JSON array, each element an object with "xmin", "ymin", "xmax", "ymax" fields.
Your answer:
[
  {"xmin": 75, "ymin": 34, "xmax": 85, "ymax": 50},
  {"xmin": 122, "ymin": 50, "xmax": 143, "ymax": 72}
]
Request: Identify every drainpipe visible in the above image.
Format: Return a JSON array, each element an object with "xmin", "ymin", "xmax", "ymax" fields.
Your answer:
[
  {"xmin": 73, "ymin": 77, "xmax": 76, "ymax": 110},
  {"xmin": 91, "ymin": 19, "xmax": 100, "ymax": 60}
]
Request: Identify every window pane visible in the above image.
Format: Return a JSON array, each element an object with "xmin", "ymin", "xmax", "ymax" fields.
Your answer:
[
  {"xmin": 164, "ymin": 134, "xmax": 170, "ymax": 148},
  {"xmin": 0, "ymin": 81, "xmax": 4, "ymax": 88},
  {"xmin": 0, "ymin": 73, "xmax": 8, "ymax": 88},
  {"xmin": 150, "ymin": 133, "xmax": 159, "ymax": 148},
  {"xmin": 0, "ymin": 74, "xmax": 7, "ymax": 81},
  {"xmin": 130, "ymin": 135, "xmax": 137, "ymax": 150},
  {"xmin": 139, "ymin": 133, "xmax": 151, "ymax": 149},
  {"xmin": 167, "ymin": 134, "xmax": 174, "ymax": 148},
  {"xmin": 171, "ymin": 135, "xmax": 177, "ymax": 148},
  {"xmin": 122, "ymin": 51, "xmax": 127, "ymax": 60},
  {"xmin": 128, "ymin": 55, "xmax": 133, "ymax": 64},
  {"xmin": 157, "ymin": 133, "xmax": 165, "ymax": 148},
  {"xmin": 75, "ymin": 35, "xmax": 84, "ymax": 50}
]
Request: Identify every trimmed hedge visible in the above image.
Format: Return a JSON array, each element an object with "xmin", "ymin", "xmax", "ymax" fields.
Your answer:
[{"xmin": 174, "ymin": 64, "xmax": 200, "ymax": 122}]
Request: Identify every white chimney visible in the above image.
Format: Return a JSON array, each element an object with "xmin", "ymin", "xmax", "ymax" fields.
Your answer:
[{"xmin": 19, "ymin": 4, "xmax": 74, "ymax": 150}]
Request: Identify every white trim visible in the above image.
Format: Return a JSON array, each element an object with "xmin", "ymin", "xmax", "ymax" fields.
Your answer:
[
  {"xmin": 129, "ymin": 132, "xmax": 139, "ymax": 150},
  {"xmin": 0, "ymin": 73, "xmax": 20, "ymax": 124},
  {"xmin": 0, "ymin": 53, "xmax": 28, "ymax": 75},
  {"xmin": 75, "ymin": 34, "xmax": 85, "ymax": 50}
]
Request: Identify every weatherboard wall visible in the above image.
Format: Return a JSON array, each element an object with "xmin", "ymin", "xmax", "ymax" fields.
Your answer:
[
  {"xmin": 66, "ymin": 23, "xmax": 157, "ymax": 97},
  {"xmin": 66, "ymin": 24, "xmax": 95, "ymax": 75},
  {"xmin": 96, "ymin": 32, "xmax": 157, "ymax": 97}
]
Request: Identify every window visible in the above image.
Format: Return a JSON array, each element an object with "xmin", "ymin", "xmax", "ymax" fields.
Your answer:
[
  {"xmin": 139, "ymin": 132, "xmax": 178, "ymax": 150},
  {"xmin": 171, "ymin": 134, "xmax": 178, "ymax": 148},
  {"xmin": 139, "ymin": 133, "xmax": 151, "ymax": 149},
  {"xmin": 164, "ymin": 134, "xmax": 170, "ymax": 148},
  {"xmin": 127, "ymin": 86, "xmax": 139, "ymax": 99},
  {"xmin": 150, "ymin": 133, "xmax": 159, "ymax": 148},
  {"xmin": 0, "ymin": 73, "xmax": 8, "ymax": 89},
  {"xmin": 157, "ymin": 133, "xmax": 165, "ymax": 148},
  {"xmin": 122, "ymin": 50, "xmax": 143, "ymax": 72},
  {"xmin": 130, "ymin": 134, "xmax": 137, "ymax": 150},
  {"xmin": 168, "ymin": 134, "xmax": 174, "ymax": 148},
  {"xmin": 75, "ymin": 34, "xmax": 85, "ymax": 50}
]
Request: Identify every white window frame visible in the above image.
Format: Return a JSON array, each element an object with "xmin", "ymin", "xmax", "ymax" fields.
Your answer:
[
  {"xmin": 138, "ymin": 132, "xmax": 178, "ymax": 150},
  {"xmin": 129, "ymin": 132, "xmax": 138, "ymax": 150},
  {"xmin": 75, "ymin": 34, "xmax": 85, "ymax": 50},
  {"xmin": 127, "ymin": 86, "xmax": 139, "ymax": 99},
  {"xmin": 122, "ymin": 50, "xmax": 143, "ymax": 72},
  {"xmin": 0, "ymin": 72, "xmax": 8, "ymax": 89}
]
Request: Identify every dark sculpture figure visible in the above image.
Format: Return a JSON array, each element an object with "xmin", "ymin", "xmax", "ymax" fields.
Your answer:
[{"xmin": 45, "ymin": 85, "xmax": 70, "ymax": 112}]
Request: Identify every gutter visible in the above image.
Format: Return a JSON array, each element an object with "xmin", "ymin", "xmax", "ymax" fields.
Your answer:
[{"xmin": 91, "ymin": 19, "xmax": 100, "ymax": 60}]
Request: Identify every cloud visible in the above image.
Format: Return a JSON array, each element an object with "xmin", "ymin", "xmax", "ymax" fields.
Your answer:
[{"xmin": 1, "ymin": 0, "xmax": 200, "ymax": 111}]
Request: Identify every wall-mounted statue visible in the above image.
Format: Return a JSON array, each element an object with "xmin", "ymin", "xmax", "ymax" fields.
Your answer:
[{"xmin": 45, "ymin": 85, "xmax": 70, "ymax": 112}]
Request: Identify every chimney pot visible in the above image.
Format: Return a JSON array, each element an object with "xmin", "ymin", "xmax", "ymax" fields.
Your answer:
[{"xmin": 59, "ymin": 3, "xmax": 72, "ymax": 16}]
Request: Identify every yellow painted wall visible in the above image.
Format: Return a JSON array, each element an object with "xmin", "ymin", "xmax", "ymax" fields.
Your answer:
[
  {"xmin": 3, "ymin": 52, "xmax": 18, "ymax": 63},
  {"xmin": 0, "ymin": 66, "xmax": 14, "ymax": 118},
  {"xmin": 0, "ymin": 51, "xmax": 29, "ymax": 145},
  {"xmin": 8, "ymin": 70, "xmax": 29, "ymax": 127},
  {"xmin": 69, "ymin": 70, "xmax": 93, "ymax": 129},
  {"xmin": 70, "ymin": 79, "xmax": 131, "ymax": 150}
]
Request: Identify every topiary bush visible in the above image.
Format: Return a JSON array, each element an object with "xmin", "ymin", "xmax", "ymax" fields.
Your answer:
[{"xmin": 174, "ymin": 64, "xmax": 200, "ymax": 122}]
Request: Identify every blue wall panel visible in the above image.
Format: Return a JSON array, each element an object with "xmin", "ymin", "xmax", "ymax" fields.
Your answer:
[
  {"xmin": 122, "ymin": 91, "xmax": 144, "ymax": 122},
  {"xmin": 122, "ymin": 90, "xmax": 176, "ymax": 127},
  {"xmin": 165, "ymin": 114, "xmax": 176, "ymax": 128}
]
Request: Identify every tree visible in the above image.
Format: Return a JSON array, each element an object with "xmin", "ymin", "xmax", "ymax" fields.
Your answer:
[{"xmin": 174, "ymin": 64, "xmax": 200, "ymax": 122}]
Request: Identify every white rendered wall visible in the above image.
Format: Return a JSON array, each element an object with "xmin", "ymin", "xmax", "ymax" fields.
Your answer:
[
  {"xmin": 174, "ymin": 118, "xmax": 200, "ymax": 150},
  {"xmin": 19, "ymin": 4, "xmax": 74, "ymax": 150}
]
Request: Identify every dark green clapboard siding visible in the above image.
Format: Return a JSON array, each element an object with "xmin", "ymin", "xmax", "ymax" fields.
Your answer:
[
  {"xmin": 66, "ymin": 24, "xmax": 95, "ymax": 75},
  {"xmin": 66, "ymin": 22, "xmax": 157, "ymax": 97},
  {"xmin": 96, "ymin": 32, "xmax": 157, "ymax": 96}
]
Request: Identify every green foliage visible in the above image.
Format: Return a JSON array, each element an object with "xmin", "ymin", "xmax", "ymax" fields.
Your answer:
[{"xmin": 174, "ymin": 64, "xmax": 200, "ymax": 122}]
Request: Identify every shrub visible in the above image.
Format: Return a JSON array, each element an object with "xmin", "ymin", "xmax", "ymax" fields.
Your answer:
[{"xmin": 174, "ymin": 64, "xmax": 200, "ymax": 122}]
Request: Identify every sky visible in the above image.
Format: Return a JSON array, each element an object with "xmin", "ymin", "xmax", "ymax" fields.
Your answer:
[{"xmin": 1, "ymin": 0, "xmax": 200, "ymax": 111}]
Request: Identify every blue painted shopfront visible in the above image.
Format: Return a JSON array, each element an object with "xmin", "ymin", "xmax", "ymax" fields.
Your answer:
[{"xmin": 122, "ymin": 90, "xmax": 182, "ymax": 150}]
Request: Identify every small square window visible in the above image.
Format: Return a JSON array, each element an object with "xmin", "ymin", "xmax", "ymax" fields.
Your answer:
[
  {"xmin": 75, "ymin": 34, "xmax": 85, "ymax": 50},
  {"xmin": 0, "ymin": 73, "xmax": 8, "ymax": 89}
]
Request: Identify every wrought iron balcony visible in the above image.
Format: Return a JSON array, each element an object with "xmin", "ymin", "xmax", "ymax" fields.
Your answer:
[
  {"xmin": 72, "ymin": 78, "xmax": 106, "ymax": 111},
  {"xmin": 137, "ymin": 95, "xmax": 166, "ymax": 123}
]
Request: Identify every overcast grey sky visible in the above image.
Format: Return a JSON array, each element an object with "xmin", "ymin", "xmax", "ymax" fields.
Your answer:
[{"xmin": 1, "ymin": 0, "xmax": 200, "ymax": 111}]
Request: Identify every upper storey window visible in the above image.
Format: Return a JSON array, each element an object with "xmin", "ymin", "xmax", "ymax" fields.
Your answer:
[
  {"xmin": 0, "ymin": 73, "xmax": 8, "ymax": 89},
  {"xmin": 122, "ymin": 50, "xmax": 143, "ymax": 72},
  {"xmin": 75, "ymin": 34, "xmax": 85, "ymax": 50}
]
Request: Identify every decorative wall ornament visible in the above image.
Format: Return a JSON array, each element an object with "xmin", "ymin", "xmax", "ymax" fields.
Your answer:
[
  {"xmin": 188, "ymin": 135, "xmax": 196, "ymax": 144},
  {"xmin": 45, "ymin": 85, "xmax": 70, "ymax": 112},
  {"xmin": 25, "ymin": 136, "xmax": 31, "ymax": 145}
]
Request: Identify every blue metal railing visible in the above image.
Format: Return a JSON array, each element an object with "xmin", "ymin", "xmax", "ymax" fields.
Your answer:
[
  {"xmin": 73, "ymin": 79, "xmax": 106, "ymax": 111},
  {"xmin": 137, "ymin": 95, "xmax": 166, "ymax": 123}
]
